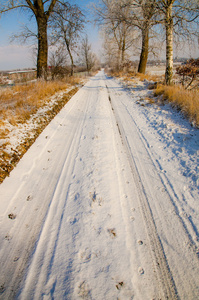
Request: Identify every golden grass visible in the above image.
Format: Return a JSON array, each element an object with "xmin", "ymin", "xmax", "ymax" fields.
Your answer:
[
  {"xmin": 136, "ymin": 72, "xmax": 162, "ymax": 82},
  {"xmin": 0, "ymin": 78, "xmax": 82, "ymax": 183},
  {"xmin": 0, "ymin": 78, "xmax": 81, "ymax": 125},
  {"xmin": 0, "ymin": 128, "xmax": 10, "ymax": 139},
  {"xmin": 155, "ymin": 84, "xmax": 199, "ymax": 126},
  {"xmin": 109, "ymin": 69, "xmax": 162, "ymax": 83},
  {"xmin": 109, "ymin": 69, "xmax": 199, "ymax": 127}
]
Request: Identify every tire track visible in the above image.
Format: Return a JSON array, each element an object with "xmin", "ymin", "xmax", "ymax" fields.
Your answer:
[
  {"xmin": 17, "ymin": 85, "xmax": 94, "ymax": 300},
  {"xmin": 106, "ymin": 84, "xmax": 178, "ymax": 300},
  {"xmin": 105, "ymin": 74, "xmax": 199, "ymax": 299},
  {"xmin": 123, "ymin": 103, "xmax": 199, "ymax": 252},
  {"xmin": 0, "ymin": 84, "xmax": 93, "ymax": 299}
]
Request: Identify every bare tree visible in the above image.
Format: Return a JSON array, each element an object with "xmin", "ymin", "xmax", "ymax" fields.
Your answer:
[
  {"xmin": 50, "ymin": 3, "xmax": 85, "ymax": 76},
  {"xmin": 49, "ymin": 46, "xmax": 69, "ymax": 79},
  {"xmin": 94, "ymin": 0, "xmax": 137, "ymax": 70},
  {"xmin": 80, "ymin": 35, "xmax": 96, "ymax": 73},
  {"xmin": 135, "ymin": 0, "xmax": 157, "ymax": 73},
  {"xmin": 95, "ymin": 0, "xmax": 158, "ymax": 73},
  {"xmin": 116, "ymin": 0, "xmax": 158, "ymax": 74},
  {"xmin": 102, "ymin": 22, "xmax": 136, "ymax": 69},
  {"xmin": 102, "ymin": 30, "xmax": 120, "ymax": 68},
  {"xmin": 157, "ymin": 0, "xmax": 199, "ymax": 85},
  {"xmin": 0, "ymin": 0, "xmax": 67, "ymax": 79}
]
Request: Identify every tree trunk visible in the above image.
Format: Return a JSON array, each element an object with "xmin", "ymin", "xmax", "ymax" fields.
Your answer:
[
  {"xmin": 66, "ymin": 44, "xmax": 74, "ymax": 76},
  {"xmin": 121, "ymin": 36, "xmax": 126, "ymax": 66},
  {"xmin": 138, "ymin": 26, "xmax": 149, "ymax": 74},
  {"xmin": 165, "ymin": 3, "xmax": 173, "ymax": 85},
  {"xmin": 117, "ymin": 48, "xmax": 121, "ymax": 70},
  {"xmin": 37, "ymin": 17, "xmax": 48, "ymax": 79}
]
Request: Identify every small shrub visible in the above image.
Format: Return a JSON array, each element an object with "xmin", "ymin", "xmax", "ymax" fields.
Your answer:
[{"xmin": 176, "ymin": 58, "xmax": 199, "ymax": 89}]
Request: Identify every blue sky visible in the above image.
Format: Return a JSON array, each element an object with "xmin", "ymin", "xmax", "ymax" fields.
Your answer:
[
  {"xmin": 0, "ymin": 0, "xmax": 198, "ymax": 71},
  {"xmin": 0, "ymin": 0, "xmax": 101, "ymax": 71}
]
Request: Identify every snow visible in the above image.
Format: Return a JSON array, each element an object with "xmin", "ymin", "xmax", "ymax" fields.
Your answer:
[
  {"xmin": 1, "ymin": 87, "xmax": 74, "ymax": 154},
  {"xmin": 146, "ymin": 65, "xmax": 166, "ymax": 75},
  {"xmin": 0, "ymin": 70, "xmax": 198, "ymax": 299},
  {"xmin": 146, "ymin": 63, "xmax": 180, "ymax": 76},
  {"xmin": 6, "ymin": 70, "xmax": 35, "ymax": 74}
]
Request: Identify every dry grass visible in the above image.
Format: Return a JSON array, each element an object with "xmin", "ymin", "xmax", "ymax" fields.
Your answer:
[
  {"xmin": 154, "ymin": 84, "xmax": 199, "ymax": 126},
  {"xmin": 0, "ymin": 79, "xmax": 81, "ymax": 124},
  {"xmin": 109, "ymin": 69, "xmax": 199, "ymax": 127},
  {"xmin": 0, "ymin": 77, "xmax": 82, "ymax": 183},
  {"xmin": 108, "ymin": 69, "xmax": 163, "ymax": 83},
  {"xmin": 136, "ymin": 72, "xmax": 162, "ymax": 83},
  {"xmin": 108, "ymin": 70, "xmax": 136, "ymax": 81}
]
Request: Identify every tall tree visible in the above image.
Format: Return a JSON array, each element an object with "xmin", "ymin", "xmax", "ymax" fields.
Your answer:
[
  {"xmin": 102, "ymin": 22, "xmax": 136, "ymax": 69},
  {"xmin": 135, "ymin": 0, "xmax": 157, "ymax": 73},
  {"xmin": 157, "ymin": 0, "xmax": 175, "ymax": 85},
  {"xmin": 95, "ymin": 0, "xmax": 157, "ymax": 73},
  {"xmin": 116, "ymin": 0, "xmax": 158, "ymax": 74},
  {"xmin": 94, "ymin": 0, "xmax": 136, "ymax": 70},
  {"xmin": 50, "ymin": 3, "xmax": 85, "ymax": 76},
  {"xmin": 157, "ymin": 0, "xmax": 199, "ymax": 85},
  {"xmin": 0, "ymin": 0, "xmax": 65, "ymax": 79},
  {"xmin": 80, "ymin": 35, "xmax": 96, "ymax": 73}
]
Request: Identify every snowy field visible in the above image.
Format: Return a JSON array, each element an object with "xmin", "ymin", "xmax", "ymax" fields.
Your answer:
[
  {"xmin": 146, "ymin": 62, "xmax": 181, "ymax": 76},
  {"xmin": 146, "ymin": 64, "xmax": 166, "ymax": 75},
  {"xmin": 0, "ymin": 70, "xmax": 198, "ymax": 299}
]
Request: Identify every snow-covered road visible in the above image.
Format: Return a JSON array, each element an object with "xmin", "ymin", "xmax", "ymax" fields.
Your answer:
[{"xmin": 0, "ymin": 70, "xmax": 198, "ymax": 299}]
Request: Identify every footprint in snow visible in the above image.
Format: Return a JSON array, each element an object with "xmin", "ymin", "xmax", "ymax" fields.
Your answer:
[
  {"xmin": 107, "ymin": 228, "xmax": 117, "ymax": 238},
  {"xmin": 8, "ymin": 213, "xmax": 16, "ymax": 220},
  {"xmin": 138, "ymin": 267, "xmax": 144, "ymax": 275},
  {"xmin": 74, "ymin": 193, "xmax": 80, "ymax": 201},
  {"xmin": 137, "ymin": 240, "xmax": 143, "ymax": 245},
  {"xmin": 116, "ymin": 281, "xmax": 124, "ymax": 290},
  {"xmin": 77, "ymin": 281, "xmax": 91, "ymax": 299},
  {"xmin": 13, "ymin": 256, "xmax": 19, "ymax": 262},
  {"xmin": 0, "ymin": 284, "xmax": 5, "ymax": 294},
  {"xmin": 79, "ymin": 248, "xmax": 92, "ymax": 263},
  {"xmin": 5, "ymin": 234, "xmax": 11, "ymax": 241},
  {"xmin": 67, "ymin": 216, "xmax": 78, "ymax": 225},
  {"xmin": 26, "ymin": 195, "xmax": 32, "ymax": 201}
]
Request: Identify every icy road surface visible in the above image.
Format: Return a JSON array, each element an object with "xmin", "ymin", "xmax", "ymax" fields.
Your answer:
[{"xmin": 0, "ymin": 70, "xmax": 199, "ymax": 299}]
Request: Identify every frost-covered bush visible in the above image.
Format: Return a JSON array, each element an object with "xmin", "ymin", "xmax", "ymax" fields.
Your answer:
[{"xmin": 176, "ymin": 58, "xmax": 199, "ymax": 89}]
